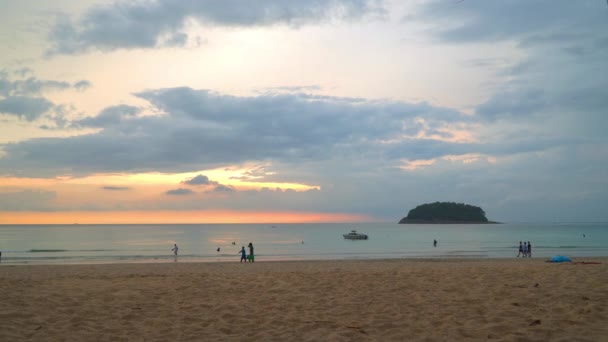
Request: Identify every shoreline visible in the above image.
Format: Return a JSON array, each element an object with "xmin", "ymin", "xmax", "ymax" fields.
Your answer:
[
  {"xmin": 2, "ymin": 258, "xmax": 606, "ymax": 341},
  {"xmin": 3, "ymin": 255, "xmax": 608, "ymax": 267},
  {"xmin": 5, "ymin": 253, "xmax": 608, "ymax": 266}
]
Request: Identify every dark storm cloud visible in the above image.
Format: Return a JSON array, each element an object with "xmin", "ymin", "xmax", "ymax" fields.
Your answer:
[
  {"xmin": 47, "ymin": 0, "xmax": 386, "ymax": 54},
  {"xmin": 165, "ymin": 188, "xmax": 195, "ymax": 196},
  {"xmin": 0, "ymin": 87, "xmax": 470, "ymax": 177}
]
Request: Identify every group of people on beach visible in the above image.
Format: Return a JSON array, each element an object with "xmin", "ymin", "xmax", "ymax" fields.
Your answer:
[
  {"xmin": 239, "ymin": 242, "xmax": 255, "ymax": 262},
  {"xmin": 170, "ymin": 242, "xmax": 255, "ymax": 262},
  {"xmin": 517, "ymin": 241, "xmax": 532, "ymax": 258}
]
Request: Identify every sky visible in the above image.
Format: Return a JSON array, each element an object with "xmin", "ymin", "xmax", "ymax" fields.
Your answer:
[{"xmin": 0, "ymin": 0, "xmax": 607, "ymax": 224}]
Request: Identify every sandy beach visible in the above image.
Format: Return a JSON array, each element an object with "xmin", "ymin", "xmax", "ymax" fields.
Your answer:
[{"xmin": 1, "ymin": 259, "xmax": 606, "ymax": 341}]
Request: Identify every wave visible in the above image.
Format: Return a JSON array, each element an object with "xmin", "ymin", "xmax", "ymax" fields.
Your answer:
[
  {"xmin": 28, "ymin": 249, "xmax": 118, "ymax": 253},
  {"xmin": 530, "ymin": 246, "xmax": 604, "ymax": 249},
  {"xmin": 495, "ymin": 245, "xmax": 602, "ymax": 249}
]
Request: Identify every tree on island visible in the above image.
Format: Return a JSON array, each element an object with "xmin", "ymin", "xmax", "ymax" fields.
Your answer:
[{"xmin": 399, "ymin": 202, "xmax": 494, "ymax": 224}]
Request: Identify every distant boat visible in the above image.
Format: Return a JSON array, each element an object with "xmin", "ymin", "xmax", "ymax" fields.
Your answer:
[{"xmin": 343, "ymin": 230, "xmax": 368, "ymax": 240}]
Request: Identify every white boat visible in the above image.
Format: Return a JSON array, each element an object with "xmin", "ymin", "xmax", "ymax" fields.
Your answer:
[{"xmin": 343, "ymin": 230, "xmax": 368, "ymax": 240}]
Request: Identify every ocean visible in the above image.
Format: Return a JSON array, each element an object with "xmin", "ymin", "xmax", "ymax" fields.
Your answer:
[{"xmin": 0, "ymin": 223, "xmax": 606, "ymax": 265}]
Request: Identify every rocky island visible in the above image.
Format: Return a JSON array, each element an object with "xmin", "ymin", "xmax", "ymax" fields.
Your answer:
[{"xmin": 399, "ymin": 202, "xmax": 499, "ymax": 224}]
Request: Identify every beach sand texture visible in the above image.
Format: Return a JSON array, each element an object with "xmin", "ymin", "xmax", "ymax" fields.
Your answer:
[{"xmin": 1, "ymin": 259, "xmax": 607, "ymax": 341}]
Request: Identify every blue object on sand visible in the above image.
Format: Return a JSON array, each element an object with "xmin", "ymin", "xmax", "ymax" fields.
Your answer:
[{"xmin": 549, "ymin": 255, "xmax": 572, "ymax": 263}]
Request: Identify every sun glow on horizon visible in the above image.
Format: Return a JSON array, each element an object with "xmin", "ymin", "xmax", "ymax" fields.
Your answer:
[
  {"xmin": 0, "ymin": 164, "xmax": 318, "ymax": 192},
  {"xmin": 0, "ymin": 210, "xmax": 373, "ymax": 225}
]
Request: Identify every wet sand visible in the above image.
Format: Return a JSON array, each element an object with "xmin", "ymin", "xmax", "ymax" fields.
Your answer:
[{"xmin": 1, "ymin": 258, "xmax": 606, "ymax": 341}]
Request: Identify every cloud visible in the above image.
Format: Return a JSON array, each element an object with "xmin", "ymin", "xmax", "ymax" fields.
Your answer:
[
  {"xmin": 475, "ymin": 89, "xmax": 546, "ymax": 121},
  {"xmin": 75, "ymin": 105, "xmax": 140, "ymax": 127},
  {"xmin": 213, "ymin": 184, "xmax": 235, "ymax": 192},
  {"xmin": 0, "ymin": 87, "xmax": 471, "ymax": 177},
  {"xmin": 165, "ymin": 188, "xmax": 195, "ymax": 196},
  {"xmin": 47, "ymin": 0, "xmax": 386, "ymax": 55},
  {"xmin": 415, "ymin": 1, "xmax": 607, "ymax": 45},
  {"xmin": 8, "ymin": 78, "xmax": 70, "ymax": 95},
  {"xmin": 101, "ymin": 186, "xmax": 131, "ymax": 191},
  {"xmin": 411, "ymin": 1, "xmax": 608, "ymax": 142},
  {"xmin": 0, "ymin": 71, "xmax": 92, "ymax": 122},
  {"xmin": 163, "ymin": 32, "xmax": 189, "ymax": 47},
  {"xmin": 14, "ymin": 68, "xmax": 33, "ymax": 77},
  {"xmin": 74, "ymin": 80, "xmax": 92, "ymax": 91},
  {"xmin": 0, "ymin": 96, "xmax": 54, "ymax": 121},
  {"xmin": 0, "ymin": 72, "xmax": 91, "ymax": 97},
  {"xmin": 182, "ymin": 174, "xmax": 214, "ymax": 185}
]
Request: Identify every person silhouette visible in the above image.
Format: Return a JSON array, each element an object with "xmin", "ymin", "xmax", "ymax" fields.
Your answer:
[
  {"xmin": 517, "ymin": 241, "xmax": 523, "ymax": 257},
  {"xmin": 239, "ymin": 246, "xmax": 247, "ymax": 263},
  {"xmin": 171, "ymin": 244, "xmax": 178, "ymax": 256},
  {"xmin": 433, "ymin": 239, "xmax": 437, "ymax": 247},
  {"xmin": 247, "ymin": 242, "xmax": 255, "ymax": 262}
]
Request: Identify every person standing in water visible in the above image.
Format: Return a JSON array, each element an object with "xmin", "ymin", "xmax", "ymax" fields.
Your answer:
[
  {"xmin": 247, "ymin": 242, "xmax": 255, "ymax": 262},
  {"xmin": 172, "ymin": 244, "xmax": 178, "ymax": 256},
  {"xmin": 433, "ymin": 239, "xmax": 437, "ymax": 247},
  {"xmin": 239, "ymin": 246, "xmax": 247, "ymax": 263}
]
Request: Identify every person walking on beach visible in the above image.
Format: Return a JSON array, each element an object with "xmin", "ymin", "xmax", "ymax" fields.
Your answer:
[
  {"xmin": 523, "ymin": 241, "xmax": 528, "ymax": 257},
  {"xmin": 172, "ymin": 244, "xmax": 178, "ymax": 256},
  {"xmin": 527, "ymin": 241, "xmax": 532, "ymax": 258},
  {"xmin": 517, "ymin": 241, "xmax": 523, "ymax": 257},
  {"xmin": 239, "ymin": 246, "xmax": 247, "ymax": 263},
  {"xmin": 247, "ymin": 242, "xmax": 255, "ymax": 262}
]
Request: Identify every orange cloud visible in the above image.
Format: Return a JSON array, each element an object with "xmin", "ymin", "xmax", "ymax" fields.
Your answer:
[{"xmin": 0, "ymin": 210, "xmax": 373, "ymax": 224}]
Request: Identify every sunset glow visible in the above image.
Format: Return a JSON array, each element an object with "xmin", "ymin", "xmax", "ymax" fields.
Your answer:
[
  {"xmin": 0, "ymin": 210, "xmax": 372, "ymax": 225},
  {"xmin": 1, "ymin": 1, "xmax": 607, "ymax": 223}
]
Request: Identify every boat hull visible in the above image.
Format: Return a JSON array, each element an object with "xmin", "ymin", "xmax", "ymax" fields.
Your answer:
[{"xmin": 343, "ymin": 235, "xmax": 368, "ymax": 240}]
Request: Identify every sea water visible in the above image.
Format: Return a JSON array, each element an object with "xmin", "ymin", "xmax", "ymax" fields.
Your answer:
[{"xmin": 0, "ymin": 223, "xmax": 606, "ymax": 265}]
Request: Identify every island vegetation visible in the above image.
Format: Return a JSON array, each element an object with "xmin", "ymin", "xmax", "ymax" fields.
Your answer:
[{"xmin": 399, "ymin": 202, "xmax": 499, "ymax": 224}]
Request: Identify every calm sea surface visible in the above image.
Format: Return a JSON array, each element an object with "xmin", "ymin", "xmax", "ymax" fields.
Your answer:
[{"xmin": 0, "ymin": 223, "xmax": 606, "ymax": 265}]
